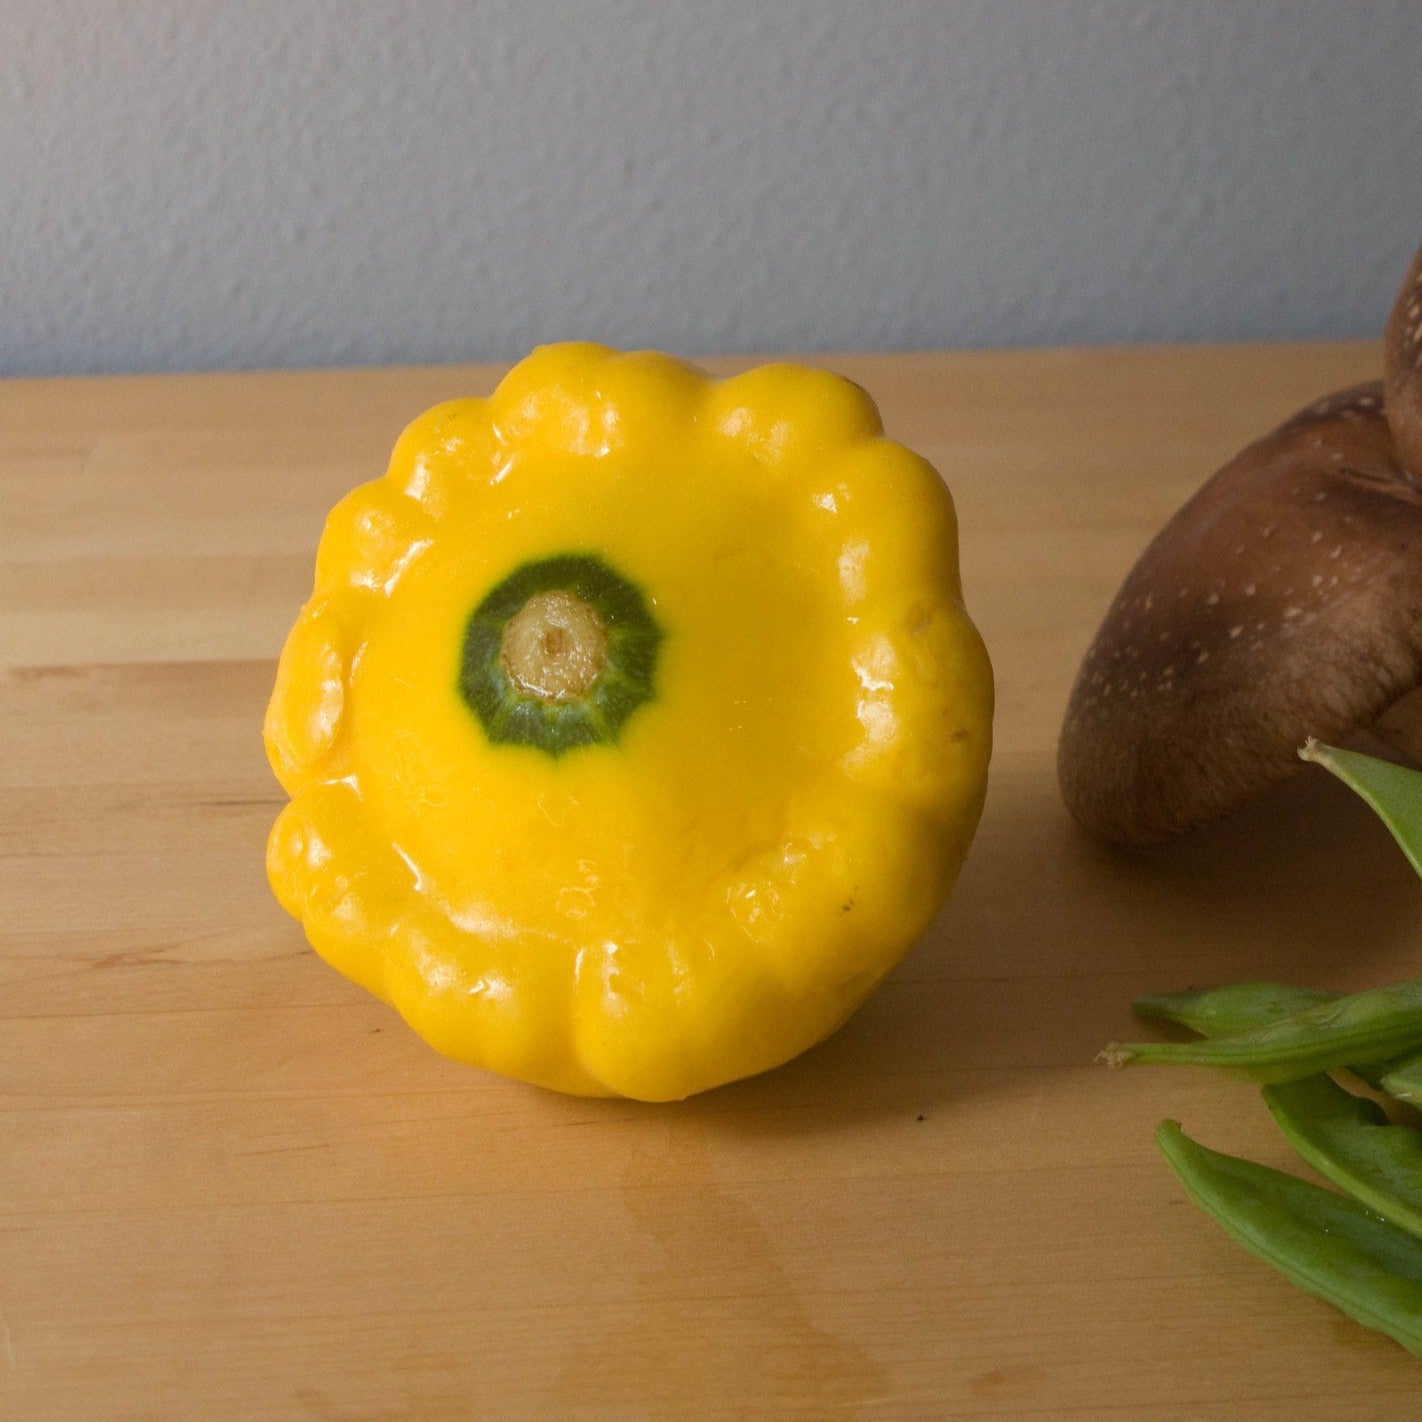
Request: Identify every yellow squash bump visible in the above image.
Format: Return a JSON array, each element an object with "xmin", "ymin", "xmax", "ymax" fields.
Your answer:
[{"xmin": 264, "ymin": 344, "xmax": 993, "ymax": 1100}]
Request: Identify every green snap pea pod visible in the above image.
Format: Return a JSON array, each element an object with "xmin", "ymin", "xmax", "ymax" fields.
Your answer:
[
  {"xmin": 1296, "ymin": 745, "xmax": 1422, "ymax": 1101},
  {"xmin": 1103, "ymin": 977, "xmax": 1422, "ymax": 1082},
  {"xmin": 1300, "ymin": 741, "xmax": 1422, "ymax": 878},
  {"xmin": 1132, "ymin": 982, "xmax": 1340, "ymax": 1038},
  {"xmin": 1157, "ymin": 1120, "xmax": 1422, "ymax": 1356},
  {"xmin": 1262, "ymin": 1074, "xmax": 1422, "ymax": 1240},
  {"xmin": 1131, "ymin": 982, "xmax": 1390, "ymax": 1089},
  {"xmin": 1382, "ymin": 1051, "xmax": 1422, "ymax": 1105}
]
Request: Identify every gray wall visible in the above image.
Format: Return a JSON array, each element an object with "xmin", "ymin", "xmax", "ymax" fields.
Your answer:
[{"xmin": 5, "ymin": 1, "xmax": 1421, "ymax": 377}]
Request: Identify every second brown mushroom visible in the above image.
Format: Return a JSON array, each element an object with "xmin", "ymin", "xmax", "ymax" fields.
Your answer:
[{"xmin": 1060, "ymin": 240, "xmax": 1422, "ymax": 845}]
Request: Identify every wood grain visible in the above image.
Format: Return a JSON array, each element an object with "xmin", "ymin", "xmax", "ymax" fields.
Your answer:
[{"xmin": 6, "ymin": 343, "xmax": 1422, "ymax": 1419}]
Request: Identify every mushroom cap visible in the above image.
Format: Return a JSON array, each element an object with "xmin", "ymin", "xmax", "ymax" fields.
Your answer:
[
  {"xmin": 1059, "ymin": 382, "xmax": 1422, "ymax": 844},
  {"xmin": 1385, "ymin": 239, "xmax": 1422, "ymax": 477}
]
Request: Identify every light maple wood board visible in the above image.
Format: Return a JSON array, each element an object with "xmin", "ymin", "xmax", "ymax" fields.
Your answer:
[{"xmin": 5, "ymin": 343, "xmax": 1422, "ymax": 1421}]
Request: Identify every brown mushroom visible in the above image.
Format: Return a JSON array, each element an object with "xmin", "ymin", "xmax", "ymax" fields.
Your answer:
[
  {"xmin": 1385, "ymin": 239, "xmax": 1422, "ymax": 478},
  {"xmin": 1058, "ymin": 381, "xmax": 1422, "ymax": 844}
]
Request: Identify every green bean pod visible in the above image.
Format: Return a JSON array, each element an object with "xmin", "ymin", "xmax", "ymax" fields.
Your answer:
[
  {"xmin": 1105, "ymin": 978, "xmax": 1422, "ymax": 1082},
  {"xmin": 1157, "ymin": 1120, "xmax": 1422, "ymax": 1356},
  {"xmin": 1262, "ymin": 1074, "xmax": 1422, "ymax": 1240},
  {"xmin": 1382, "ymin": 1052, "xmax": 1422, "ymax": 1105},
  {"xmin": 1131, "ymin": 981, "xmax": 1391, "ymax": 1088},
  {"xmin": 1132, "ymin": 982, "xmax": 1340, "ymax": 1038},
  {"xmin": 1299, "ymin": 741, "xmax": 1422, "ymax": 878}
]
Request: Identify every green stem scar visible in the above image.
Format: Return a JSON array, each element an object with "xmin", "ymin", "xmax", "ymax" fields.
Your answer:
[{"xmin": 458, "ymin": 553, "xmax": 662, "ymax": 755}]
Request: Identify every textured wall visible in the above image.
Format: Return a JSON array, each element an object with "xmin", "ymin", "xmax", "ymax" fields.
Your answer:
[{"xmin": 4, "ymin": 1, "xmax": 1420, "ymax": 376}]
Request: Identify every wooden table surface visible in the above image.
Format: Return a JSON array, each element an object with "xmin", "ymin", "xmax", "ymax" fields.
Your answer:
[{"xmin": 6, "ymin": 343, "xmax": 1422, "ymax": 1420}]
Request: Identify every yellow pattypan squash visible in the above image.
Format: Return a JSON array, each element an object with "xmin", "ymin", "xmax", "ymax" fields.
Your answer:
[{"xmin": 264, "ymin": 343, "xmax": 992, "ymax": 1100}]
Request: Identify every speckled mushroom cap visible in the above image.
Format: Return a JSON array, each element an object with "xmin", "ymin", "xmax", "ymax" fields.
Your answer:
[
  {"xmin": 1059, "ymin": 382, "xmax": 1422, "ymax": 844},
  {"xmin": 1385, "ymin": 239, "xmax": 1422, "ymax": 477}
]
